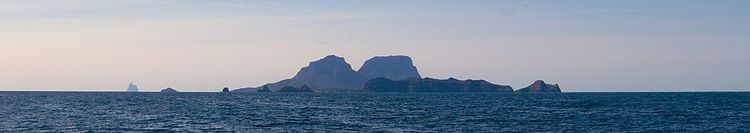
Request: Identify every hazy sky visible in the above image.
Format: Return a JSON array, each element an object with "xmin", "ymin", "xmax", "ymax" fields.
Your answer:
[{"xmin": 1, "ymin": 0, "xmax": 749, "ymax": 92}]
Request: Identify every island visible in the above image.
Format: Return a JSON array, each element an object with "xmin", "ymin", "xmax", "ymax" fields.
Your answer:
[
  {"xmin": 515, "ymin": 80, "xmax": 562, "ymax": 92},
  {"xmin": 231, "ymin": 55, "xmax": 562, "ymax": 93},
  {"xmin": 127, "ymin": 82, "xmax": 139, "ymax": 92},
  {"xmin": 160, "ymin": 88, "xmax": 179, "ymax": 93}
]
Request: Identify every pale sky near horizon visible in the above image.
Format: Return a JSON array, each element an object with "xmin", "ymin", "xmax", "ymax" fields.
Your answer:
[{"xmin": 1, "ymin": 0, "xmax": 749, "ymax": 92}]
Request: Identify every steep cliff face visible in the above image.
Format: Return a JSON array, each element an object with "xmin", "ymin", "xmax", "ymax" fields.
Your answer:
[
  {"xmin": 515, "ymin": 80, "xmax": 561, "ymax": 92},
  {"xmin": 358, "ymin": 55, "xmax": 421, "ymax": 80},
  {"xmin": 361, "ymin": 77, "xmax": 514, "ymax": 92},
  {"xmin": 263, "ymin": 55, "xmax": 366, "ymax": 91}
]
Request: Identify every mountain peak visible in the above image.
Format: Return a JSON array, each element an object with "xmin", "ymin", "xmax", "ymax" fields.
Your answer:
[
  {"xmin": 358, "ymin": 55, "xmax": 421, "ymax": 80},
  {"xmin": 260, "ymin": 55, "xmax": 365, "ymax": 91},
  {"xmin": 308, "ymin": 55, "xmax": 351, "ymax": 69},
  {"xmin": 324, "ymin": 55, "xmax": 343, "ymax": 59},
  {"xmin": 314, "ymin": 55, "xmax": 345, "ymax": 63},
  {"xmin": 533, "ymin": 80, "xmax": 546, "ymax": 85}
]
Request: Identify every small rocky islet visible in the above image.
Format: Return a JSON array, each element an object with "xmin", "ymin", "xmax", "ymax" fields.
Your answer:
[
  {"xmin": 516, "ymin": 80, "xmax": 562, "ymax": 92},
  {"xmin": 231, "ymin": 55, "xmax": 562, "ymax": 93},
  {"xmin": 160, "ymin": 87, "xmax": 179, "ymax": 93}
]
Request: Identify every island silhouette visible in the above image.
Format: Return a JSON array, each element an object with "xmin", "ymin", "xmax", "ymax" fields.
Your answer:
[
  {"xmin": 127, "ymin": 82, "xmax": 139, "ymax": 92},
  {"xmin": 229, "ymin": 55, "xmax": 561, "ymax": 93}
]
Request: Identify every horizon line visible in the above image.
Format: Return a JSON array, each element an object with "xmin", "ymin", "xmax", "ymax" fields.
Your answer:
[{"xmin": 1, "ymin": 90, "xmax": 748, "ymax": 93}]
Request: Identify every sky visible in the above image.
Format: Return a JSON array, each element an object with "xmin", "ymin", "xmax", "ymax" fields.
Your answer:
[{"xmin": 1, "ymin": 0, "xmax": 749, "ymax": 92}]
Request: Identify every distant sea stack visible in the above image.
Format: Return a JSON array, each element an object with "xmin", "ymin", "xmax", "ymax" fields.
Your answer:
[
  {"xmin": 127, "ymin": 83, "xmax": 139, "ymax": 92},
  {"xmin": 515, "ymin": 80, "xmax": 561, "ymax": 92},
  {"xmin": 160, "ymin": 87, "xmax": 179, "ymax": 93},
  {"xmin": 358, "ymin": 55, "xmax": 421, "ymax": 80},
  {"xmin": 260, "ymin": 55, "xmax": 366, "ymax": 91},
  {"xmin": 222, "ymin": 87, "xmax": 230, "ymax": 93},
  {"xmin": 361, "ymin": 77, "xmax": 514, "ymax": 92}
]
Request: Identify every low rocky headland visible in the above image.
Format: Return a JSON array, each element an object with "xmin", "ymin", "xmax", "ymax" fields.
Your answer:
[
  {"xmin": 361, "ymin": 77, "xmax": 513, "ymax": 92},
  {"xmin": 277, "ymin": 85, "xmax": 314, "ymax": 92}
]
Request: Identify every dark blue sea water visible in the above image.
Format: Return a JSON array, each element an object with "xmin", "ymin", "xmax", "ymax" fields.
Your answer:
[{"xmin": 0, "ymin": 92, "xmax": 748, "ymax": 132}]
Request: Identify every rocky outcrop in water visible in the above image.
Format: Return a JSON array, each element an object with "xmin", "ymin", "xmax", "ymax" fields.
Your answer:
[
  {"xmin": 358, "ymin": 55, "xmax": 421, "ymax": 80},
  {"xmin": 515, "ymin": 80, "xmax": 561, "ymax": 92},
  {"xmin": 361, "ymin": 77, "xmax": 514, "ymax": 92},
  {"xmin": 161, "ymin": 87, "xmax": 179, "ymax": 93},
  {"xmin": 277, "ymin": 85, "xmax": 314, "ymax": 92},
  {"xmin": 261, "ymin": 55, "xmax": 366, "ymax": 91},
  {"xmin": 222, "ymin": 87, "xmax": 230, "ymax": 93},
  {"xmin": 127, "ymin": 82, "xmax": 139, "ymax": 92}
]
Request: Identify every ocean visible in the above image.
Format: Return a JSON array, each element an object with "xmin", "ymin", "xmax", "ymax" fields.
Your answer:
[{"xmin": 0, "ymin": 92, "xmax": 748, "ymax": 132}]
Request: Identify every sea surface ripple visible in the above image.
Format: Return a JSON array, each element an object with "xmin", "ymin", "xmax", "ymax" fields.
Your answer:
[{"xmin": 0, "ymin": 92, "xmax": 748, "ymax": 132}]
